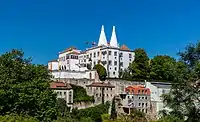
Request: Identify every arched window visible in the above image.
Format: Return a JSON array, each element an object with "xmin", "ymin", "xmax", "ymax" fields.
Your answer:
[{"xmin": 64, "ymin": 65, "xmax": 66, "ymax": 70}]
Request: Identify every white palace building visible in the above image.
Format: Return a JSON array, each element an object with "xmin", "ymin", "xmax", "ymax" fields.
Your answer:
[{"xmin": 48, "ymin": 25, "xmax": 135, "ymax": 79}]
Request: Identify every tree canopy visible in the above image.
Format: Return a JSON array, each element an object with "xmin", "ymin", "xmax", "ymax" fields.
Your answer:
[
  {"xmin": 0, "ymin": 49, "xmax": 57, "ymax": 121},
  {"xmin": 162, "ymin": 41, "xmax": 200, "ymax": 121},
  {"xmin": 93, "ymin": 64, "xmax": 107, "ymax": 81},
  {"xmin": 149, "ymin": 55, "xmax": 176, "ymax": 81},
  {"xmin": 129, "ymin": 48, "xmax": 150, "ymax": 80}
]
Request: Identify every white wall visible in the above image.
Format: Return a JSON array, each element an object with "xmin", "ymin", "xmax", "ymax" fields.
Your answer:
[
  {"xmin": 48, "ymin": 61, "xmax": 59, "ymax": 71},
  {"xmin": 145, "ymin": 81, "xmax": 171, "ymax": 117},
  {"xmin": 51, "ymin": 70, "xmax": 97, "ymax": 79}
]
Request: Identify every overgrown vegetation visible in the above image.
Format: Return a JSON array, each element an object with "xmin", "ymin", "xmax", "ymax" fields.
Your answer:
[
  {"xmin": 0, "ymin": 49, "xmax": 57, "ymax": 121},
  {"xmin": 71, "ymin": 84, "xmax": 94, "ymax": 103}
]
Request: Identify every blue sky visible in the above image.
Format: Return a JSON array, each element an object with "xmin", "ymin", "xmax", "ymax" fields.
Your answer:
[{"xmin": 1, "ymin": 0, "xmax": 200, "ymax": 64}]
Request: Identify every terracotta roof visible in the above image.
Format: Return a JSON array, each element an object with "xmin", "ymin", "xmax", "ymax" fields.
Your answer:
[
  {"xmin": 68, "ymin": 51, "xmax": 80, "ymax": 55},
  {"xmin": 120, "ymin": 44, "xmax": 130, "ymax": 51},
  {"xmin": 59, "ymin": 47, "xmax": 77, "ymax": 54},
  {"xmin": 50, "ymin": 82, "xmax": 72, "ymax": 90},
  {"xmin": 125, "ymin": 85, "xmax": 150, "ymax": 95},
  {"xmin": 86, "ymin": 82, "xmax": 115, "ymax": 88}
]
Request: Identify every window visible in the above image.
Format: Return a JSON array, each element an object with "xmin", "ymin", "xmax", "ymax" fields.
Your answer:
[
  {"xmin": 146, "ymin": 109, "xmax": 148, "ymax": 113},
  {"xmin": 67, "ymin": 60, "xmax": 69, "ymax": 64},
  {"xmin": 64, "ymin": 92, "xmax": 66, "ymax": 95},
  {"xmin": 97, "ymin": 52, "xmax": 99, "ymax": 56},
  {"xmin": 60, "ymin": 92, "xmax": 62, "ymax": 95},
  {"xmin": 139, "ymin": 97, "xmax": 140, "ymax": 99},
  {"xmin": 114, "ymin": 61, "xmax": 117, "ymax": 65},
  {"xmin": 113, "ymin": 72, "xmax": 115, "ymax": 75},
  {"xmin": 138, "ymin": 90, "xmax": 140, "ymax": 93},
  {"xmin": 96, "ymin": 94, "xmax": 98, "ymax": 97},
  {"xmin": 142, "ymin": 103, "xmax": 144, "ymax": 107},
  {"xmin": 145, "ymin": 97, "xmax": 147, "ymax": 99},
  {"xmin": 111, "ymin": 88, "xmax": 112, "ymax": 91},
  {"xmin": 142, "ymin": 109, "xmax": 144, "ymax": 112},
  {"xmin": 96, "ymin": 87, "xmax": 98, "ymax": 90},
  {"xmin": 107, "ymin": 94, "xmax": 108, "ymax": 97},
  {"xmin": 87, "ymin": 55, "xmax": 89, "ymax": 58},
  {"xmin": 107, "ymin": 88, "xmax": 108, "ymax": 90},
  {"xmin": 69, "ymin": 91, "xmax": 72, "ymax": 103},
  {"xmin": 90, "ymin": 53, "xmax": 92, "ymax": 58},
  {"xmin": 94, "ymin": 52, "xmax": 96, "ymax": 58},
  {"xmin": 109, "ymin": 51, "xmax": 111, "ymax": 55},
  {"xmin": 132, "ymin": 96, "xmax": 134, "ymax": 99},
  {"xmin": 146, "ymin": 103, "xmax": 148, "ymax": 107},
  {"xmin": 109, "ymin": 61, "xmax": 112, "ymax": 65},
  {"xmin": 114, "ymin": 67, "xmax": 117, "ymax": 71},
  {"xmin": 129, "ymin": 54, "xmax": 132, "ymax": 58},
  {"xmin": 115, "ymin": 57, "xmax": 117, "ymax": 59},
  {"xmin": 139, "ymin": 103, "xmax": 141, "ymax": 106},
  {"xmin": 129, "ymin": 59, "xmax": 132, "ymax": 62},
  {"xmin": 128, "ymin": 96, "xmax": 130, "ymax": 99},
  {"xmin": 114, "ymin": 52, "xmax": 117, "ymax": 56},
  {"xmin": 94, "ymin": 61, "xmax": 96, "ymax": 65}
]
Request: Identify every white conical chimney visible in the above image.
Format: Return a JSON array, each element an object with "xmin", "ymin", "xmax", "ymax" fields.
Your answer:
[
  {"xmin": 110, "ymin": 26, "xmax": 118, "ymax": 48},
  {"xmin": 98, "ymin": 25, "xmax": 107, "ymax": 46}
]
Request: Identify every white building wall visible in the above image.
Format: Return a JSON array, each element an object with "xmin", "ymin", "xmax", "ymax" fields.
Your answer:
[
  {"xmin": 48, "ymin": 61, "xmax": 59, "ymax": 71},
  {"xmin": 51, "ymin": 70, "xmax": 97, "ymax": 79},
  {"xmin": 119, "ymin": 51, "xmax": 135, "ymax": 71},
  {"xmin": 145, "ymin": 81, "xmax": 171, "ymax": 117}
]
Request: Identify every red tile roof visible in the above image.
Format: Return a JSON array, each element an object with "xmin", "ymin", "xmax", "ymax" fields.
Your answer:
[
  {"xmin": 68, "ymin": 51, "xmax": 80, "ymax": 55},
  {"xmin": 50, "ymin": 82, "xmax": 72, "ymax": 90},
  {"xmin": 120, "ymin": 44, "xmax": 130, "ymax": 51},
  {"xmin": 86, "ymin": 82, "xmax": 115, "ymax": 88},
  {"xmin": 125, "ymin": 85, "xmax": 150, "ymax": 95}
]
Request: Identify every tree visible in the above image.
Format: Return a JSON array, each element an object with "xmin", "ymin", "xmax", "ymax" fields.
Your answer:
[
  {"xmin": 93, "ymin": 64, "xmax": 107, "ymax": 81},
  {"xmin": 129, "ymin": 48, "xmax": 150, "ymax": 79},
  {"xmin": 178, "ymin": 41, "xmax": 200, "ymax": 68},
  {"xmin": 149, "ymin": 55, "xmax": 176, "ymax": 81},
  {"xmin": 162, "ymin": 41, "xmax": 200, "ymax": 122},
  {"xmin": 56, "ymin": 98, "xmax": 70, "ymax": 117},
  {"xmin": 0, "ymin": 49, "xmax": 58, "ymax": 121},
  {"xmin": 110, "ymin": 96, "xmax": 117, "ymax": 120}
]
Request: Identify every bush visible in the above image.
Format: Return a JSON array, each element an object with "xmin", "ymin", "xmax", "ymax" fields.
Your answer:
[{"xmin": 0, "ymin": 114, "xmax": 39, "ymax": 122}]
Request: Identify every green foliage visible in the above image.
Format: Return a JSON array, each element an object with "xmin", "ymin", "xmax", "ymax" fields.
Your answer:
[
  {"xmin": 93, "ymin": 64, "xmax": 107, "ymax": 81},
  {"xmin": 162, "ymin": 41, "xmax": 200, "ymax": 122},
  {"xmin": 153, "ymin": 115, "xmax": 183, "ymax": 122},
  {"xmin": 0, "ymin": 114, "xmax": 39, "ymax": 122},
  {"xmin": 56, "ymin": 98, "xmax": 70, "ymax": 117},
  {"xmin": 149, "ymin": 55, "xmax": 176, "ymax": 81},
  {"xmin": 110, "ymin": 97, "xmax": 117, "ymax": 120},
  {"xmin": 128, "ymin": 48, "xmax": 150, "ymax": 79},
  {"xmin": 71, "ymin": 101, "xmax": 110, "ymax": 122},
  {"xmin": 71, "ymin": 84, "xmax": 94, "ymax": 103},
  {"xmin": 0, "ymin": 49, "xmax": 57, "ymax": 121},
  {"xmin": 103, "ymin": 110, "xmax": 147, "ymax": 122}
]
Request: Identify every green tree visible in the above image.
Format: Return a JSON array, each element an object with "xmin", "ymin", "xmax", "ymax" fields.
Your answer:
[
  {"xmin": 110, "ymin": 96, "xmax": 117, "ymax": 120},
  {"xmin": 149, "ymin": 55, "xmax": 176, "ymax": 81},
  {"xmin": 56, "ymin": 98, "xmax": 70, "ymax": 117},
  {"xmin": 0, "ymin": 49, "xmax": 57, "ymax": 121},
  {"xmin": 93, "ymin": 64, "xmax": 107, "ymax": 81},
  {"xmin": 129, "ymin": 48, "xmax": 150, "ymax": 79},
  {"xmin": 163, "ymin": 41, "xmax": 200, "ymax": 122}
]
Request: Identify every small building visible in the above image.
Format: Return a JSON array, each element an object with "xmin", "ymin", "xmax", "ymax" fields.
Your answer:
[
  {"xmin": 144, "ymin": 81, "xmax": 172, "ymax": 119},
  {"xmin": 50, "ymin": 81, "xmax": 73, "ymax": 109},
  {"xmin": 86, "ymin": 82, "xmax": 115, "ymax": 104},
  {"xmin": 120, "ymin": 85, "xmax": 151, "ymax": 114}
]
